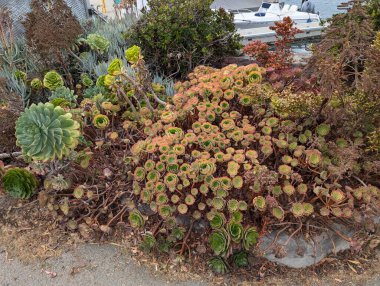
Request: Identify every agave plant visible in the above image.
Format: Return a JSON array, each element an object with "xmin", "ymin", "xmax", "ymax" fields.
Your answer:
[
  {"xmin": 15, "ymin": 103, "xmax": 80, "ymax": 161},
  {"xmin": 2, "ymin": 168, "xmax": 38, "ymax": 199}
]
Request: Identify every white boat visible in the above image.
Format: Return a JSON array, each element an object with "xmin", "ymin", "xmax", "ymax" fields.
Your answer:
[{"xmin": 233, "ymin": 0, "xmax": 321, "ymax": 29}]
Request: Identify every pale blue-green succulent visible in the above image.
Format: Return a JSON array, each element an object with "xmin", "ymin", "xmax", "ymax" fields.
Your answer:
[{"xmin": 15, "ymin": 103, "xmax": 80, "ymax": 161}]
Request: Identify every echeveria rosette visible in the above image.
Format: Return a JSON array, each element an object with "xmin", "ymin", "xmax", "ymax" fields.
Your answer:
[
  {"xmin": 14, "ymin": 70, "xmax": 26, "ymax": 81},
  {"xmin": 84, "ymin": 34, "xmax": 110, "ymax": 54},
  {"xmin": 209, "ymin": 228, "xmax": 230, "ymax": 256},
  {"xmin": 43, "ymin": 71, "xmax": 64, "ymax": 91},
  {"xmin": 49, "ymin": 86, "xmax": 77, "ymax": 103},
  {"xmin": 81, "ymin": 73, "xmax": 94, "ymax": 87},
  {"xmin": 125, "ymin": 45, "xmax": 141, "ymax": 64},
  {"xmin": 227, "ymin": 221, "xmax": 244, "ymax": 243},
  {"xmin": 108, "ymin": 58, "xmax": 123, "ymax": 75},
  {"xmin": 30, "ymin": 78, "xmax": 43, "ymax": 90},
  {"xmin": 15, "ymin": 103, "xmax": 80, "ymax": 161},
  {"xmin": 2, "ymin": 168, "xmax": 38, "ymax": 199},
  {"xmin": 92, "ymin": 114, "xmax": 110, "ymax": 129},
  {"xmin": 128, "ymin": 210, "xmax": 145, "ymax": 228},
  {"xmin": 208, "ymin": 257, "xmax": 228, "ymax": 274},
  {"xmin": 243, "ymin": 227, "xmax": 259, "ymax": 250}
]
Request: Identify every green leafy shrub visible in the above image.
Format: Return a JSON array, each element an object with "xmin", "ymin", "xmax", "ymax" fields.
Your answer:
[
  {"xmin": 15, "ymin": 103, "xmax": 80, "ymax": 161},
  {"xmin": 129, "ymin": 0, "xmax": 241, "ymax": 78},
  {"xmin": 2, "ymin": 168, "xmax": 38, "ymax": 199}
]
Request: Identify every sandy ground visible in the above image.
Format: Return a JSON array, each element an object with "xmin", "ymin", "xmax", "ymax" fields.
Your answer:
[{"xmin": 0, "ymin": 244, "xmax": 204, "ymax": 286}]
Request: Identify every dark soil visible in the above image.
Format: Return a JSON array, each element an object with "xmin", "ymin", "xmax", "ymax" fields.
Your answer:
[
  {"xmin": 0, "ymin": 108, "xmax": 18, "ymax": 154},
  {"xmin": 0, "ymin": 80, "xmax": 21, "ymax": 154}
]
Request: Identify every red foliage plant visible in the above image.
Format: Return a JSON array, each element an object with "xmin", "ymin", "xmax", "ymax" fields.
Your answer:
[{"xmin": 243, "ymin": 17, "xmax": 302, "ymax": 69}]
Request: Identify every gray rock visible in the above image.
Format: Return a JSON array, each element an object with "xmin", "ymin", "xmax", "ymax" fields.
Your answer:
[{"xmin": 259, "ymin": 223, "xmax": 355, "ymax": 268}]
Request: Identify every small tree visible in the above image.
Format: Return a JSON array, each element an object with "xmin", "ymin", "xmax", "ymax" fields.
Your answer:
[
  {"xmin": 24, "ymin": 0, "xmax": 83, "ymax": 86},
  {"xmin": 243, "ymin": 17, "xmax": 302, "ymax": 69}
]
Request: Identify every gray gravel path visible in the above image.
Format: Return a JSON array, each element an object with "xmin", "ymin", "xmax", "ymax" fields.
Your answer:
[{"xmin": 0, "ymin": 244, "xmax": 204, "ymax": 286}]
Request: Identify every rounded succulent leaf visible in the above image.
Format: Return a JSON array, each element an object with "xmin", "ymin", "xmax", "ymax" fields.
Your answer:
[
  {"xmin": 252, "ymin": 196, "xmax": 266, "ymax": 211},
  {"xmin": 15, "ymin": 103, "xmax": 80, "ymax": 161},
  {"xmin": 316, "ymin": 123, "xmax": 331, "ymax": 137},
  {"xmin": 92, "ymin": 114, "xmax": 110, "ymax": 129},
  {"xmin": 291, "ymin": 202, "xmax": 304, "ymax": 217},
  {"xmin": 272, "ymin": 206, "xmax": 285, "ymax": 221}
]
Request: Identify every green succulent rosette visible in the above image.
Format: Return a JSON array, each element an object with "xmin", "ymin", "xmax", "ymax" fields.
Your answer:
[
  {"xmin": 243, "ymin": 227, "xmax": 259, "ymax": 250},
  {"xmin": 209, "ymin": 257, "xmax": 228, "ymax": 274},
  {"xmin": 30, "ymin": 78, "xmax": 43, "ymax": 89},
  {"xmin": 49, "ymin": 86, "xmax": 77, "ymax": 103},
  {"xmin": 125, "ymin": 45, "xmax": 141, "ymax": 64},
  {"xmin": 92, "ymin": 114, "xmax": 110, "ymax": 129},
  {"xmin": 128, "ymin": 210, "xmax": 145, "ymax": 228},
  {"xmin": 209, "ymin": 228, "xmax": 230, "ymax": 256},
  {"xmin": 84, "ymin": 33, "xmax": 110, "ymax": 54},
  {"xmin": 108, "ymin": 58, "xmax": 123, "ymax": 75},
  {"xmin": 81, "ymin": 73, "xmax": 94, "ymax": 87},
  {"xmin": 15, "ymin": 103, "xmax": 80, "ymax": 161},
  {"xmin": 43, "ymin": 71, "xmax": 64, "ymax": 91},
  {"xmin": 227, "ymin": 221, "xmax": 244, "ymax": 243},
  {"xmin": 2, "ymin": 168, "xmax": 38, "ymax": 199}
]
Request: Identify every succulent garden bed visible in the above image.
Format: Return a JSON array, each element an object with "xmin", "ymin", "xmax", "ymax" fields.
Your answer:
[{"xmin": 0, "ymin": 0, "xmax": 380, "ymax": 281}]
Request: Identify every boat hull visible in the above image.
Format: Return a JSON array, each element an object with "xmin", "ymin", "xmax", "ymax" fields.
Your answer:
[{"xmin": 238, "ymin": 21, "xmax": 327, "ymax": 44}]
